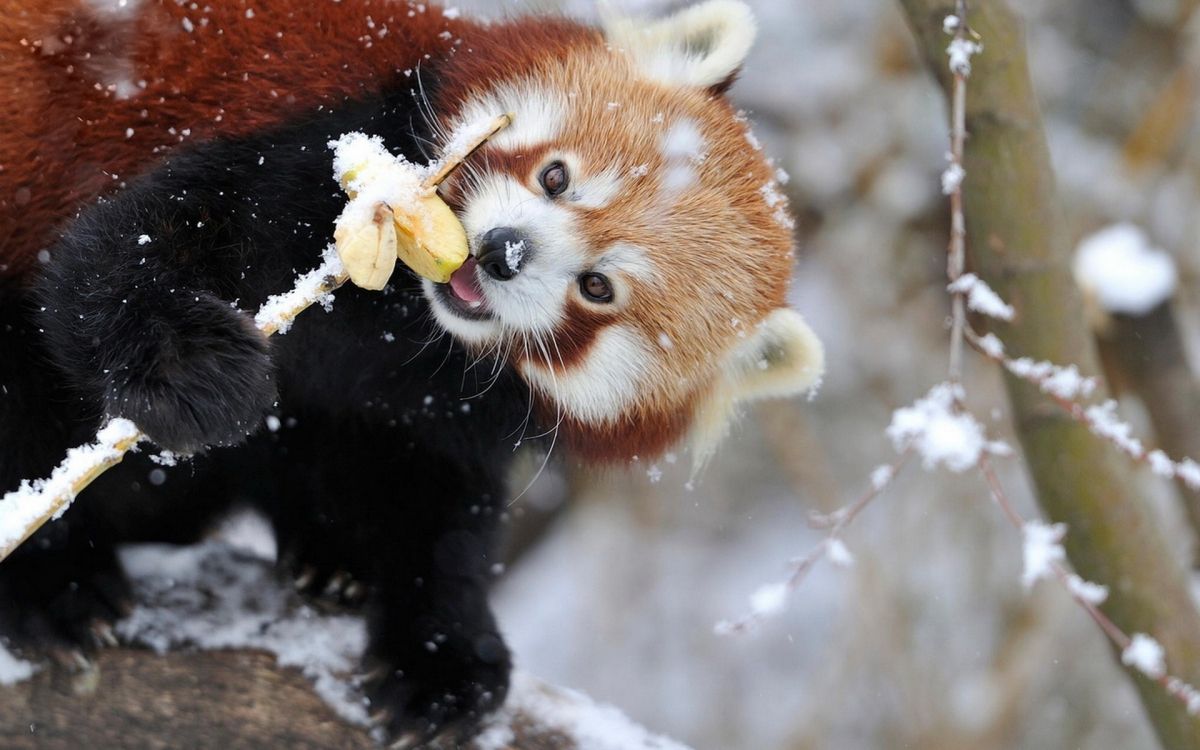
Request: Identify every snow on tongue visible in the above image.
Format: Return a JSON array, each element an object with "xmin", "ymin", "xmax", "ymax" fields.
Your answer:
[{"xmin": 450, "ymin": 257, "xmax": 486, "ymax": 308}]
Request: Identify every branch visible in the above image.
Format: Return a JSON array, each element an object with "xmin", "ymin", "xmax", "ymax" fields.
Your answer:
[
  {"xmin": 0, "ymin": 543, "xmax": 690, "ymax": 750},
  {"xmin": 896, "ymin": 0, "xmax": 1200, "ymax": 744}
]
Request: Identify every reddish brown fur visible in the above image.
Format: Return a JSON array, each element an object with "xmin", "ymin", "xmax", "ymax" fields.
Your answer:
[
  {"xmin": 0, "ymin": 1, "xmax": 591, "ymax": 281},
  {"xmin": 436, "ymin": 42, "xmax": 795, "ymax": 461}
]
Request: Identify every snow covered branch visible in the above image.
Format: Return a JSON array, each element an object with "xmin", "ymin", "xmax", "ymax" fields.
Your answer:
[
  {"xmin": 0, "ymin": 543, "xmax": 689, "ymax": 750},
  {"xmin": 727, "ymin": 0, "xmax": 1200, "ymax": 743}
]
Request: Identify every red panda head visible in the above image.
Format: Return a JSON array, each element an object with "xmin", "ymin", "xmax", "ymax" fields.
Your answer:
[{"xmin": 426, "ymin": 1, "xmax": 824, "ymax": 466}]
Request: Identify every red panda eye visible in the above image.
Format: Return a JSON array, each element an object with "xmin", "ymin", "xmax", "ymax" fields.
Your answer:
[
  {"xmin": 579, "ymin": 273, "xmax": 613, "ymax": 303},
  {"xmin": 539, "ymin": 161, "xmax": 568, "ymax": 198}
]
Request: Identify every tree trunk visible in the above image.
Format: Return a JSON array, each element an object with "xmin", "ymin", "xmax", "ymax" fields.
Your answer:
[{"xmin": 895, "ymin": 1, "xmax": 1200, "ymax": 747}]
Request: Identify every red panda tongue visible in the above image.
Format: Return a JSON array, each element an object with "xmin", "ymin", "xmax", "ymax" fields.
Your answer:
[{"xmin": 448, "ymin": 257, "xmax": 487, "ymax": 308}]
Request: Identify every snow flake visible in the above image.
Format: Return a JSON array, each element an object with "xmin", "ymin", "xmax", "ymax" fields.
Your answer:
[{"xmin": 137, "ymin": 234, "xmax": 151, "ymax": 245}]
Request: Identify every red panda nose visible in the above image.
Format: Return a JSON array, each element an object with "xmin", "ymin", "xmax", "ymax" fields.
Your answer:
[{"xmin": 477, "ymin": 227, "xmax": 529, "ymax": 281}]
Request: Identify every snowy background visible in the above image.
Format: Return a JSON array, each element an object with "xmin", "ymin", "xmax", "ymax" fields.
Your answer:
[{"xmin": 472, "ymin": 0, "xmax": 1200, "ymax": 748}]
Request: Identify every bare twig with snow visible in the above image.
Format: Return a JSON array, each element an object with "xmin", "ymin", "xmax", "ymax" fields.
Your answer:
[{"xmin": 943, "ymin": 0, "xmax": 980, "ymax": 383}]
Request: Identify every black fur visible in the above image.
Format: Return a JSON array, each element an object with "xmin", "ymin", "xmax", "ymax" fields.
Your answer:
[{"xmin": 0, "ymin": 86, "xmax": 534, "ymax": 743}]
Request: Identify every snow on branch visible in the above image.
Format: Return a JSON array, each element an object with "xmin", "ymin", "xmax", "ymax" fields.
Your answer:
[
  {"xmin": 966, "ymin": 328, "xmax": 1200, "ymax": 490},
  {"xmin": 724, "ymin": 0, "xmax": 1200, "ymax": 725},
  {"xmin": 886, "ymin": 382, "xmax": 1009, "ymax": 471},
  {"xmin": 946, "ymin": 273, "xmax": 1015, "ymax": 321},
  {"xmin": 715, "ymin": 450, "xmax": 912, "ymax": 635},
  {"xmin": 1073, "ymin": 223, "xmax": 1178, "ymax": 316}
]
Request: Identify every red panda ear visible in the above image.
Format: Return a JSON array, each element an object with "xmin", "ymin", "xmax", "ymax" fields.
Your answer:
[
  {"xmin": 603, "ymin": 0, "xmax": 757, "ymax": 91},
  {"xmin": 690, "ymin": 308, "xmax": 825, "ymax": 471}
]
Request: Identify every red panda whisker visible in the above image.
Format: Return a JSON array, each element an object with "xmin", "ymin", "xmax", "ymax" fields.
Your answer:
[{"xmin": 506, "ymin": 331, "xmax": 563, "ymax": 507}]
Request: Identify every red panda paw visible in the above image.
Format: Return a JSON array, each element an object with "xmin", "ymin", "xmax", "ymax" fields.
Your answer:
[
  {"xmin": 365, "ymin": 635, "xmax": 511, "ymax": 747},
  {"xmin": 101, "ymin": 294, "xmax": 278, "ymax": 455}
]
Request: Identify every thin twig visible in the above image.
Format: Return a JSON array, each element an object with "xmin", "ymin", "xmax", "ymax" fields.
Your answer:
[
  {"xmin": 977, "ymin": 455, "xmax": 1200, "ymax": 714},
  {"xmin": 946, "ymin": 0, "xmax": 971, "ymax": 383}
]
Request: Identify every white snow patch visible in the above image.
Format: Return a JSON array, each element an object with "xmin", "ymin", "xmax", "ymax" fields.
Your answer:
[
  {"xmin": 826, "ymin": 538, "xmax": 854, "ymax": 568},
  {"xmin": 947, "ymin": 273, "xmax": 1014, "ymax": 321},
  {"xmin": 115, "ymin": 542, "xmax": 370, "ymax": 725},
  {"xmin": 886, "ymin": 383, "xmax": 988, "ymax": 472},
  {"xmin": 137, "ymin": 234, "xmax": 151, "ymax": 245},
  {"xmin": 947, "ymin": 37, "xmax": 982, "ymax": 76},
  {"xmin": 940, "ymin": 162, "xmax": 965, "ymax": 195},
  {"xmin": 477, "ymin": 673, "xmax": 693, "ymax": 750},
  {"xmin": 869, "ymin": 464, "xmax": 894, "ymax": 490},
  {"xmin": 0, "ymin": 641, "xmax": 36, "ymax": 686},
  {"xmin": 0, "ymin": 419, "xmax": 141, "ymax": 551},
  {"xmin": 1073, "ymin": 223, "xmax": 1177, "ymax": 315},
  {"xmin": 1004, "ymin": 357, "xmax": 1097, "ymax": 400},
  {"xmin": 1084, "ymin": 400, "xmax": 1143, "ymax": 458},
  {"xmin": 1020, "ymin": 520, "xmax": 1066, "ymax": 589},
  {"xmin": 749, "ymin": 582, "xmax": 789, "ymax": 616},
  {"xmin": 1065, "ymin": 573, "xmax": 1109, "ymax": 605},
  {"xmin": 504, "ymin": 239, "xmax": 526, "ymax": 272},
  {"xmin": 1122, "ymin": 633, "xmax": 1166, "ymax": 680},
  {"xmin": 253, "ymin": 244, "xmax": 343, "ymax": 334}
]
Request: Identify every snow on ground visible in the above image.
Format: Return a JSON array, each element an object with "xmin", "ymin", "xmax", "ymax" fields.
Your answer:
[
  {"xmin": 0, "ymin": 642, "xmax": 36, "ymax": 687},
  {"xmin": 95, "ymin": 535, "xmax": 690, "ymax": 748},
  {"xmin": 115, "ymin": 541, "xmax": 372, "ymax": 726}
]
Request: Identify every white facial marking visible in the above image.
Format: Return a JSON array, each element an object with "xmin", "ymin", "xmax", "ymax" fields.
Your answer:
[
  {"xmin": 594, "ymin": 243, "xmax": 660, "ymax": 285},
  {"xmin": 570, "ymin": 166, "xmax": 624, "ymax": 210},
  {"xmin": 660, "ymin": 118, "xmax": 707, "ymax": 195},
  {"xmin": 452, "ymin": 82, "xmax": 567, "ymax": 151},
  {"xmin": 458, "ymin": 174, "xmax": 588, "ymax": 334},
  {"xmin": 521, "ymin": 325, "xmax": 653, "ymax": 424}
]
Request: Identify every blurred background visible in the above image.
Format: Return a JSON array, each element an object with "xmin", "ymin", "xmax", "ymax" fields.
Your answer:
[{"xmin": 447, "ymin": 0, "xmax": 1200, "ymax": 747}]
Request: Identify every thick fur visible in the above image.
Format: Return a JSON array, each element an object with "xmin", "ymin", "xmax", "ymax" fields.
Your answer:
[
  {"xmin": 0, "ymin": 0, "xmax": 822, "ymax": 744},
  {"xmin": 4, "ymin": 90, "xmax": 529, "ymax": 741}
]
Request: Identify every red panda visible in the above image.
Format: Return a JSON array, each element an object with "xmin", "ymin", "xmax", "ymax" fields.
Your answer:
[{"xmin": 0, "ymin": 0, "xmax": 822, "ymax": 743}]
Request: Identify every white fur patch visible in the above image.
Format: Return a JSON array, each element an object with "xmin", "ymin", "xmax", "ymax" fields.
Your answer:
[
  {"xmin": 520, "ymin": 325, "xmax": 652, "ymax": 424},
  {"xmin": 604, "ymin": 0, "xmax": 757, "ymax": 89},
  {"xmin": 570, "ymin": 166, "xmax": 624, "ymax": 210},
  {"xmin": 451, "ymin": 82, "xmax": 568, "ymax": 151},
  {"xmin": 593, "ymin": 243, "xmax": 660, "ymax": 284},
  {"xmin": 455, "ymin": 174, "xmax": 589, "ymax": 334}
]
